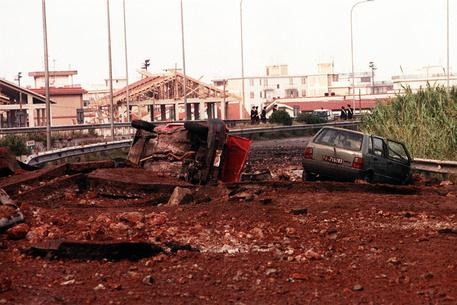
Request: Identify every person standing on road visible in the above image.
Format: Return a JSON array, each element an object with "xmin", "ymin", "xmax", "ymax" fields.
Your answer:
[
  {"xmin": 250, "ymin": 106, "xmax": 256, "ymax": 124},
  {"xmin": 260, "ymin": 106, "xmax": 267, "ymax": 123},
  {"xmin": 347, "ymin": 104, "xmax": 354, "ymax": 119},
  {"xmin": 340, "ymin": 106, "xmax": 347, "ymax": 120}
]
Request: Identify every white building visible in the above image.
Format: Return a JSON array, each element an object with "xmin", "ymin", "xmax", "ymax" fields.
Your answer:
[{"xmin": 215, "ymin": 63, "xmax": 392, "ymax": 111}]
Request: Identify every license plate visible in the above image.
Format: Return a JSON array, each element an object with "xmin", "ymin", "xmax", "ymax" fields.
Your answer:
[{"xmin": 322, "ymin": 155, "xmax": 343, "ymax": 164}]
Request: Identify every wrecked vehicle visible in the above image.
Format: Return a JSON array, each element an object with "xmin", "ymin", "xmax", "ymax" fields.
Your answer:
[
  {"xmin": 302, "ymin": 126, "xmax": 412, "ymax": 184},
  {"xmin": 128, "ymin": 119, "xmax": 251, "ymax": 185}
]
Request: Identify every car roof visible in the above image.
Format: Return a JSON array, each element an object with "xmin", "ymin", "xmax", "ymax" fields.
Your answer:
[{"xmin": 320, "ymin": 126, "xmax": 365, "ymax": 136}]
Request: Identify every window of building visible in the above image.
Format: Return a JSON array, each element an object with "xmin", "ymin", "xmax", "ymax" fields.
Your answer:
[
  {"xmin": 301, "ymin": 89, "xmax": 306, "ymax": 97},
  {"xmin": 250, "ymin": 92, "xmax": 254, "ymax": 99},
  {"xmin": 276, "ymin": 84, "xmax": 280, "ymax": 89},
  {"xmin": 289, "ymin": 77, "xmax": 294, "ymax": 85},
  {"xmin": 361, "ymin": 77, "xmax": 371, "ymax": 83},
  {"xmin": 301, "ymin": 77, "xmax": 306, "ymax": 84},
  {"xmin": 259, "ymin": 79, "xmax": 262, "ymax": 86},
  {"xmin": 249, "ymin": 79, "xmax": 254, "ymax": 86},
  {"xmin": 264, "ymin": 78, "xmax": 268, "ymax": 86},
  {"xmin": 260, "ymin": 92, "xmax": 263, "ymax": 98}
]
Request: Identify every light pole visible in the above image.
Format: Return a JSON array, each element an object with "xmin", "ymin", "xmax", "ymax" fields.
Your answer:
[
  {"xmin": 240, "ymin": 0, "xmax": 245, "ymax": 120},
  {"xmin": 180, "ymin": 0, "xmax": 189, "ymax": 120},
  {"xmin": 42, "ymin": 0, "xmax": 51, "ymax": 150},
  {"xmin": 350, "ymin": 0, "xmax": 374, "ymax": 110},
  {"xmin": 106, "ymin": 0, "xmax": 114, "ymax": 140},
  {"xmin": 446, "ymin": 0, "xmax": 450, "ymax": 89},
  {"xmin": 123, "ymin": 0, "xmax": 130, "ymax": 122},
  {"xmin": 369, "ymin": 61, "xmax": 376, "ymax": 94}
]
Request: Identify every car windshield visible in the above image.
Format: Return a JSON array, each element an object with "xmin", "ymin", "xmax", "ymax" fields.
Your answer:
[{"xmin": 314, "ymin": 128, "xmax": 363, "ymax": 151}]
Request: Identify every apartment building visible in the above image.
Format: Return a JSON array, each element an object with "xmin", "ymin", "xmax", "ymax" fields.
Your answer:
[{"xmin": 215, "ymin": 63, "xmax": 393, "ymax": 112}]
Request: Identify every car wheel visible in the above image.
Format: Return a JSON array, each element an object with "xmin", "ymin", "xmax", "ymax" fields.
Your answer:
[
  {"xmin": 131, "ymin": 120, "xmax": 156, "ymax": 132},
  {"xmin": 302, "ymin": 170, "xmax": 316, "ymax": 181}
]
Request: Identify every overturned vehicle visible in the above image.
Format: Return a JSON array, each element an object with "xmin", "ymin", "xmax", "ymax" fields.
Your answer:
[{"xmin": 127, "ymin": 119, "xmax": 251, "ymax": 185}]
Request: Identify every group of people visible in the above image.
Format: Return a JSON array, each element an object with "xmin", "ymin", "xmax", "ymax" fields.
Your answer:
[
  {"xmin": 340, "ymin": 104, "xmax": 354, "ymax": 120},
  {"xmin": 250, "ymin": 105, "xmax": 269, "ymax": 124}
]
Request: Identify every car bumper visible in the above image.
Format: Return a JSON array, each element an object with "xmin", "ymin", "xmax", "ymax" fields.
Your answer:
[{"xmin": 302, "ymin": 159, "xmax": 363, "ymax": 181}]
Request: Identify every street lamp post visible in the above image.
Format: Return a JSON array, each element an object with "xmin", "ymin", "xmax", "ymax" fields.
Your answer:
[
  {"xmin": 123, "ymin": 0, "xmax": 130, "ymax": 123},
  {"xmin": 106, "ymin": 0, "xmax": 115, "ymax": 141},
  {"xmin": 369, "ymin": 61, "xmax": 376, "ymax": 94},
  {"xmin": 180, "ymin": 0, "xmax": 189, "ymax": 120},
  {"xmin": 446, "ymin": 0, "xmax": 450, "ymax": 89},
  {"xmin": 42, "ymin": 0, "xmax": 51, "ymax": 150},
  {"xmin": 350, "ymin": 0, "xmax": 374, "ymax": 111},
  {"xmin": 240, "ymin": 0, "xmax": 245, "ymax": 120}
]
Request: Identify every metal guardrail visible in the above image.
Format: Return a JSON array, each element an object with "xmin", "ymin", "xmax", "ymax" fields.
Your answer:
[
  {"xmin": 228, "ymin": 120, "xmax": 360, "ymax": 136},
  {"xmin": 23, "ymin": 139, "xmax": 132, "ymax": 166},
  {"xmin": 412, "ymin": 158, "xmax": 457, "ymax": 174},
  {"xmin": 0, "ymin": 119, "xmax": 253, "ymax": 135},
  {"xmin": 0, "ymin": 123, "xmax": 131, "ymax": 134}
]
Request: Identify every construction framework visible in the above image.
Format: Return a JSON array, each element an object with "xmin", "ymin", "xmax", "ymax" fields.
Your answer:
[{"xmin": 91, "ymin": 71, "xmax": 239, "ymax": 123}]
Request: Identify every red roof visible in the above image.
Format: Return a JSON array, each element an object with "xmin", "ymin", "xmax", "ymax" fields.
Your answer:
[{"xmin": 31, "ymin": 87, "xmax": 87, "ymax": 96}]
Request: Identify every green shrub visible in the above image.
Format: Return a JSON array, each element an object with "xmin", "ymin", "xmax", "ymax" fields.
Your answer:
[
  {"xmin": 269, "ymin": 110, "xmax": 293, "ymax": 126},
  {"xmin": 0, "ymin": 134, "xmax": 31, "ymax": 156},
  {"xmin": 295, "ymin": 112, "xmax": 326, "ymax": 124},
  {"xmin": 361, "ymin": 84, "xmax": 457, "ymax": 160}
]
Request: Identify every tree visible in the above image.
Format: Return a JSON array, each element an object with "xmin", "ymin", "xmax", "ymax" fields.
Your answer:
[
  {"xmin": 0, "ymin": 134, "xmax": 30, "ymax": 156},
  {"xmin": 269, "ymin": 110, "xmax": 292, "ymax": 126}
]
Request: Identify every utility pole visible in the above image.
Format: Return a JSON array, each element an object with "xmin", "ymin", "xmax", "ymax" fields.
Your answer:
[
  {"xmin": 123, "ymin": 0, "xmax": 130, "ymax": 122},
  {"xmin": 42, "ymin": 0, "xmax": 51, "ymax": 150},
  {"xmin": 369, "ymin": 61, "xmax": 376, "ymax": 95},
  {"xmin": 106, "ymin": 0, "xmax": 115, "ymax": 141}
]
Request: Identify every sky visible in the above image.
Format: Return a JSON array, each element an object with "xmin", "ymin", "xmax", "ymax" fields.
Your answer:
[{"xmin": 0, "ymin": 0, "xmax": 454, "ymax": 88}]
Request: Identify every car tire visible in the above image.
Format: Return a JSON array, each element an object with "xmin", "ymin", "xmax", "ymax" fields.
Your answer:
[
  {"xmin": 131, "ymin": 120, "xmax": 156, "ymax": 132},
  {"xmin": 302, "ymin": 170, "xmax": 316, "ymax": 181}
]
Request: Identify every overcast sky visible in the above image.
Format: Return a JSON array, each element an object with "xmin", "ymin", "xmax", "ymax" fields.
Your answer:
[{"xmin": 0, "ymin": 0, "xmax": 454, "ymax": 87}]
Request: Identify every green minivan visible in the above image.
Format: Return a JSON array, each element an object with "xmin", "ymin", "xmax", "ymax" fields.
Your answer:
[{"xmin": 302, "ymin": 127, "xmax": 412, "ymax": 184}]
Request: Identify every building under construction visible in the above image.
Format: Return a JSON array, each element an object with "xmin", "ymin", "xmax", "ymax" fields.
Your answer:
[{"xmin": 89, "ymin": 70, "xmax": 246, "ymax": 124}]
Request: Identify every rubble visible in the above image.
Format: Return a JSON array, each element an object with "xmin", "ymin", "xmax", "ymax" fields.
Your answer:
[{"xmin": 0, "ymin": 137, "xmax": 457, "ymax": 304}]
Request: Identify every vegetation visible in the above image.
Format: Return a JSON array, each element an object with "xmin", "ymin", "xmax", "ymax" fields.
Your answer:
[
  {"xmin": 295, "ymin": 112, "xmax": 327, "ymax": 124},
  {"xmin": 0, "ymin": 134, "xmax": 31, "ymax": 156},
  {"xmin": 268, "ymin": 110, "xmax": 293, "ymax": 126},
  {"xmin": 361, "ymin": 84, "xmax": 457, "ymax": 160}
]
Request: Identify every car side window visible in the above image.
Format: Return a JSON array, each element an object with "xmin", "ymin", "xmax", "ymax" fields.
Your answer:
[
  {"xmin": 314, "ymin": 129, "xmax": 337, "ymax": 145},
  {"xmin": 387, "ymin": 140, "xmax": 410, "ymax": 163},
  {"xmin": 371, "ymin": 137, "xmax": 385, "ymax": 157}
]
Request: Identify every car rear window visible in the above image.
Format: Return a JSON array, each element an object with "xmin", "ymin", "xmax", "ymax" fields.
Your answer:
[{"xmin": 314, "ymin": 128, "xmax": 363, "ymax": 151}]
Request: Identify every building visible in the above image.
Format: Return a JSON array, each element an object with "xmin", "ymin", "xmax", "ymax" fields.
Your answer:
[
  {"xmin": 29, "ymin": 70, "xmax": 87, "ymax": 125},
  {"xmin": 214, "ymin": 63, "xmax": 394, "ymax": 117},
  {"xmin": 90, "ymin": 70, "xmax": 244, "ymax": 124},
  {"xmin": 392, "ymin": 66, "xmax": 457, "ymax": 93},
  {"xmin": 0, "ymin": 78, "xmax": 49, "ymax": 128}
]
